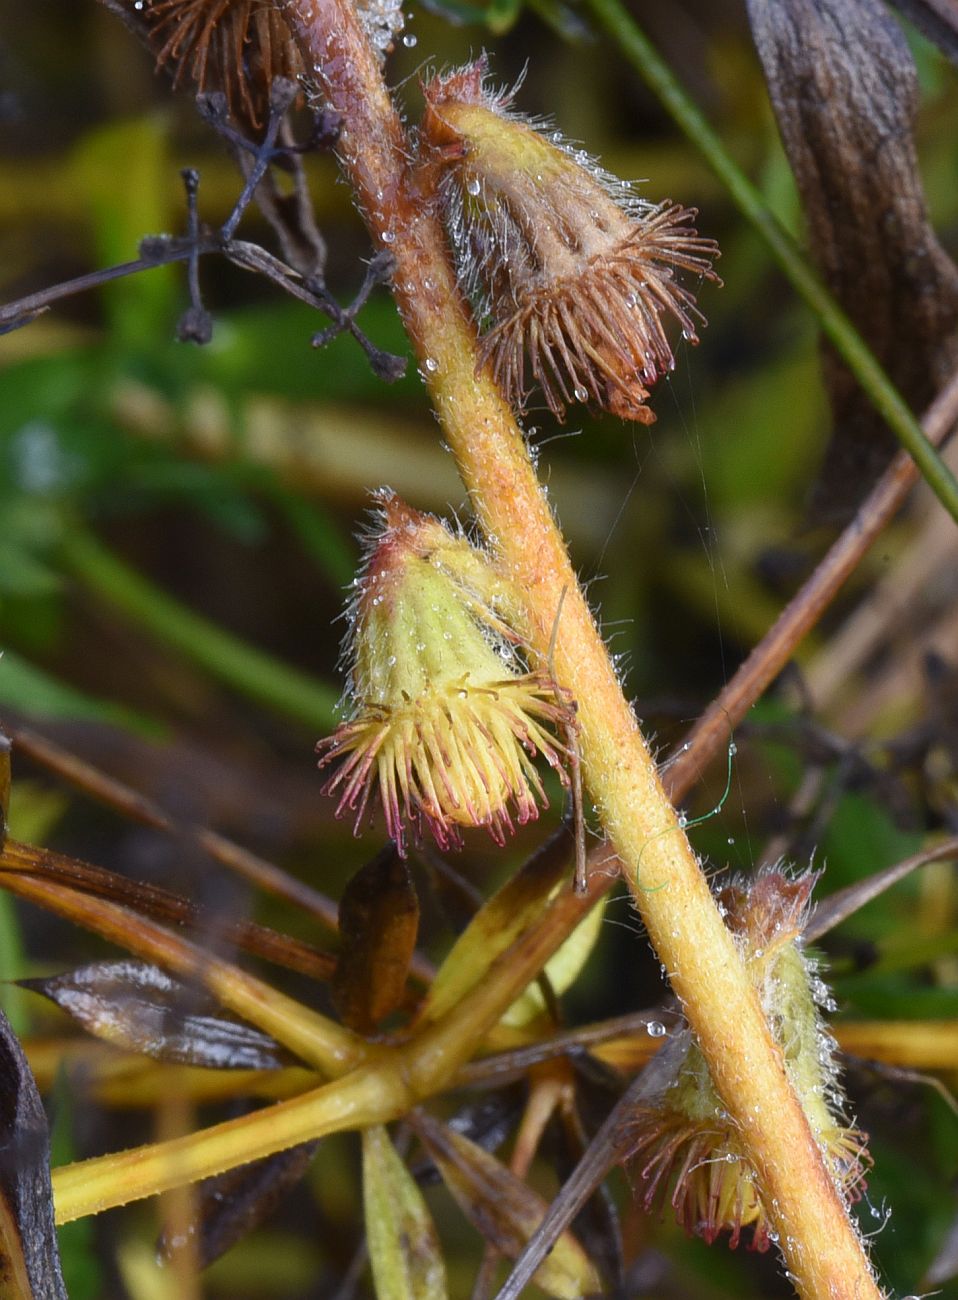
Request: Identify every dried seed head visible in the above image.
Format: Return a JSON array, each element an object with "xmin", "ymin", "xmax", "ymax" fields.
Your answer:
[
  {"xmin": 113, "ymin": 0, "xmax": 305, "ymax": 130},
  {"xmin": 111, "ymin": 0, "xmax": 406, "ymax": 125},
  {"xmin": 421, "ymin": 61, "xmax": 720, "ymax": 424},
  {"xmin": 626, "ymin": 869, "xmax": 870, "ymax": 1250},
  {"xmin": 317, "ymin": 492, "xmax": 575, "ymax": 854}
]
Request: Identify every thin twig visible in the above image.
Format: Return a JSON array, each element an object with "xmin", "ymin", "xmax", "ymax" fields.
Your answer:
[
  {"xmin": 176, "ymin": 167, "xmax": 213, "ymax": 343},
  {"xmin": 220, "ymin": 79, "xmax": 301, "ymax": 241},
  {"xmin": 0, "ymin": 830, "xmax": 336, "ymax": 982},
  {"xmin": 9, "ymin": 725, "xmax": 437, "ymax": 986},
  {"xmin": 0, "ymin": 84, "xmax": 405, "ymax": 377},
  {"xmin": 664, "ymin": 365, "xmax": 958, "ymax": 799}
]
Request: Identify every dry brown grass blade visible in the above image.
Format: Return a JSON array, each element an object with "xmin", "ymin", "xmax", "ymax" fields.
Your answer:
[
  {"xmin": 11, "ymin": 725, "xmax": 342, "ymax": 936},
  {"xmin": 665, "ymin": 366, "xmax": 958, "ymax": 800},
  {"xmin": 0, "ymin": 840, "xmax": 363, "ymax": 1075},
  {"xmin": 805, "ymin": 835, "xmax": 958, "ymax": 941},
  {"xmin": 0, "ymin": 834, "xmax": 335, "ymax": 983}
]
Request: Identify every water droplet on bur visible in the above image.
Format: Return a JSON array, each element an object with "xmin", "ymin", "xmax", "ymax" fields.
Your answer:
[
  {"xmin": 424, "ymin": 357, "xmax": 438, "ymax": 373},
  {"xmin": 381, "ymin": 230, "xmax": 395, "ymax": 244},
  {"xmin": 466, "ymin": 176, "xmax": 481, "ymax": 197},
  {"xmin": 402, "ymin": 33, "xmax": 416, "ymax": 45},
  {"xmin": 573, "ymin": 386, "xmax": 588, "ymax": 401},
  {"xmin": 646, "ymin": 1021, "xmax": 667, "ymax": 1038}
]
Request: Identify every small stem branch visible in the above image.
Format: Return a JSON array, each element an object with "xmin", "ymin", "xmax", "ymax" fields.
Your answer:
[
  {"xmin": 585, "ymin": 0, "xmax": 958, "ymax": 528},
  {"xmin": 51, "ymin": 864, "xmax": 607, "ymax": 1222},
  {"xmin": 60, "ymin": 527, "xmax": 339, "ymax": 730},
  {"xmin": 279, "ymin": 3, "xmax": 878, "ymax": 1294},
  {"xmin": 53, "ymin": 1065, "xmax": 402, "ymax": 1223}
]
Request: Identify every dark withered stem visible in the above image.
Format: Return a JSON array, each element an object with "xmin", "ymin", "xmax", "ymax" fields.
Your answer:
[
  {"xmin": 175, "ymin": 167, "xmax": 214, "ymax": 343},
  {"xmin": 0, "ymin": 91, "xmax": 404, "ymax": 378},
  {"xmin": 221, "ymin": 77, "xmax": 300, "ymax": 240},
  {"xmin": 309, "ymin": 250, "xmax": 406, "ymax": 381}
]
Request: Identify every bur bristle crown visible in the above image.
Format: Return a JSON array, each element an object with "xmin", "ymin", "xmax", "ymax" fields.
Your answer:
[
  {"xmin": 421, "ymin": 60, "xmax": 720, "ymax": 424},
  {"xmin": 317, "ymin": 493, "xmax": 576, "ymax": 854},
  {"xmin": 122, "ymin": 0, "xmax": 305, "ymax": 129}
]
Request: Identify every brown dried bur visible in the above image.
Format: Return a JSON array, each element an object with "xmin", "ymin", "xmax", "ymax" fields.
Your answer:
[{"xmin": 421, "ymin": 61, "xmax": 720, "ymax": 424}]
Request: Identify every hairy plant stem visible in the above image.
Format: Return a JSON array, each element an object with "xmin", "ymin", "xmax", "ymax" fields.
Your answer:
[
  {"xmin": 585, "ymin": 0, "xmax": 958, "ymax": 529},
  {"xmin": 273, "ymin": 5, "xmax": 878, "ymax": 1295}
]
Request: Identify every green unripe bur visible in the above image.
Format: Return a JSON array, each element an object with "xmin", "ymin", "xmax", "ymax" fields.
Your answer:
[
  {"xmin": 628, "ymin": 870, "xmax": 870, "ymax": 1251},
  {"xmin": 318, "ymin": 492, "xmax": 575, "ymax": 854}
]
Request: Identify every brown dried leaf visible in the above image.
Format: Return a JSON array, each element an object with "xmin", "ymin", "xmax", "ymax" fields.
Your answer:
[
  {"xmin": 805, "ymin": 834, "xmax": 958, "ymax": 941},
  {"xmin": 20, "ymin": 961, "xmax": 288, "ymax": 1070},
  {"xmin": 362, "ymin": 1124, "xmax": 448, "ymax": 1300},
  {"xmin": 332, "ymin": 845, "xmax": 420, "ymax": 1034},
  {"xmin": 747, "ymin": 0, "xmax": 958, "ymax": 522},
  {"xmin": 0, "ymin": 1006, "xmax": 67, "ymax": 1298},
  {"xmin": 412, "ymin": 1112, "xmax": 601, "ymax": 1300},
  {"xmin": 160, "ymin": 1141, "xmax": 319, "ymax": 1270},
  {"xmin": 887, "ymin": 0, "xmax": 958, "ymax": 66}
]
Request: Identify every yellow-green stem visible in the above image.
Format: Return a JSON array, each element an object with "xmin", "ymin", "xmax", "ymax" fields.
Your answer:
[
  {"xmin": 52, "ymin": 870, "xmax": 606, "ymax": 1222},
  {"xmin": 53, "ymin": 1065, "xmax": 404, "ymax": 1222},
  {"xmin": 279, "ymin": 4, "xmax": 880, "ymax": 1295}
]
